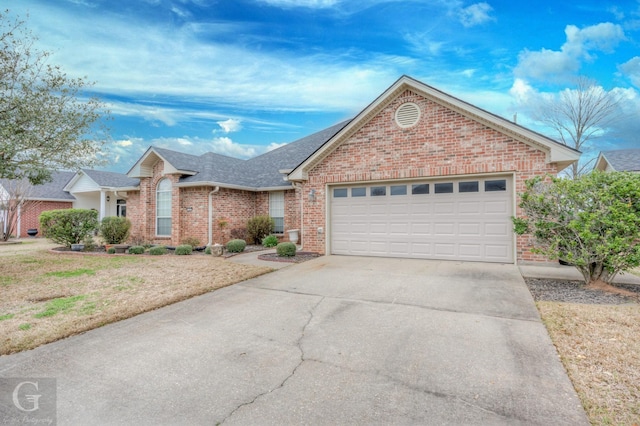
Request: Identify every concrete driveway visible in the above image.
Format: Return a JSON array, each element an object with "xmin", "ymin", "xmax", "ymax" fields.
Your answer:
[{"xmin": 0, "ymin": 256, "xmax": 588, "ymax": 425}]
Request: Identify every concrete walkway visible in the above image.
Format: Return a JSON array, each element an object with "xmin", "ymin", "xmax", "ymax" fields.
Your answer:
[{"xmin": 0, "ymin": 255, "xmax": 588, "ymax": 425}]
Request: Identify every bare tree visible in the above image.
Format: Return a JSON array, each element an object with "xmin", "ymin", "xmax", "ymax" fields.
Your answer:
[
  {"xmin": 0, "ymin": 178, "xmax": 42, "ymax": 240},
  {"xmin": 534, "ymin": 76, "xmax": 624, "ymax": 179}
]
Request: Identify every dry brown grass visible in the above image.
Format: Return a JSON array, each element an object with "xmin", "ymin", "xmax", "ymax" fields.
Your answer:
[
  {"xmin": 538, "ymin": 301, "xmax": 640, "ymax": 425},
  {"xmin": 0, "ymin": 247, "xmax": 272, "ymax": 354}
]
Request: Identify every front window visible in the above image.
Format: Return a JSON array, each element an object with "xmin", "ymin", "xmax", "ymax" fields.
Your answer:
[
  {"xmin": 116, "ymin": 199, "xmax": 127, "ymax": 217},
  {"xmin": 269, "ymin": 191, "xmax": 285, "ymax": 234},
  {"xmin": 156, "ymin": 179, "xmax": 172, "ymax": 236}
]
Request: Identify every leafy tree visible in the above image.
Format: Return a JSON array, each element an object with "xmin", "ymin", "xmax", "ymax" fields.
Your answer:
[
  {"xmin": 39, "ymin": 209, "xmax": 99, "ymax": 247},
  {"xmin": 533, "ymin": 76, "xmax": 624, "ymax": 179},
  {"xmin": 0, "ymin": 10, "xmax": 110, "ymax": 185},
  {"xmin": 513, "ymin": 172, "xmax": 640, "ymax": 285}
]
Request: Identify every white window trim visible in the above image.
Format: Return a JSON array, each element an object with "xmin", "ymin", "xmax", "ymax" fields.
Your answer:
[
  {"xmin": 269, "ymin": 191, "xmax": 285, "ymax": 234},
  {"xmin": 156, "ymin": 178, "xmax": 172, "ymax": 237}
]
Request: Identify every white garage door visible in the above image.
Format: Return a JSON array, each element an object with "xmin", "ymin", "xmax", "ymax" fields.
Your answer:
[{"xmin": 330, "ymin": 176, "xmax": 513, "ymax": 263}]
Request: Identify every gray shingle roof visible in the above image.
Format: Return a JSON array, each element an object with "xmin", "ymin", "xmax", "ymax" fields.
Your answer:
[
  {"xmin": 176, "ymin": 119, "xmax": 351, "ymax": 189},
  {"xmin": 600, "ymin": 149, "xmax": 640, "ymax": 172},
  {"xmin": 82, "ymin": 169, "xmax": 139, "ymax": 188},
  {"xmin": 0, "ymin": 171, "xmax": 76, "ymax": 200}
]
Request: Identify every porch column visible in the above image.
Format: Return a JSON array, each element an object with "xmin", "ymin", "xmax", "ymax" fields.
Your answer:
[{"xmin": 99, "ymin": 191, "xmax": 107, "ymax": 220}]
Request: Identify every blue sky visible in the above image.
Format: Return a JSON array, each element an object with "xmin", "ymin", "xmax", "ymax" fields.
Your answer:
[{"xmin": 8, "ymin": 0, "xmax": 640, "ymax": 172}]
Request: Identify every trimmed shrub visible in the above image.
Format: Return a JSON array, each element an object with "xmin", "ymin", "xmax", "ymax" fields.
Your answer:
[
  {"xmin": 175, "ymin": 244, "xmax": 193, "ymax": 255},
  {"xmin": 39, "ymin": 209, "xmax": 99, "ymax": 247},
  {"xmin": 149, "ymin": 246, "xmax": 167, "ymax": 256},
  {"xmin": 99, "ymin": 216, "xmax": 131, "ymax": 244},
  {"xmin": 246, "ymin": 215, "xmax": 274, "ymax": 244},
  {"xmin": 128, "ymin": 246, "xmax": 145, "ymax": 255},
  {"xmin": 262, "ymin": 234, "xmax": 278, "ymax": 248},
  {"xmin": 226, "ymin": 239, "xmax": 246, "ymax": 253},
  {"xmin": 107, "ymin": 247, "xmax": 116, "ymax": 254},
  {"xmin": 276, "ymin": 242, "xmax": 296, "ymax": 257},
  {"xmin": 204, "ymin": 246, "xmax": 212, "ymax": 255}
]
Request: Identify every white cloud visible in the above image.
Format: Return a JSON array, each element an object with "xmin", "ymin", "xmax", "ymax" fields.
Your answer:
[
  {"xmin": 210, "ymin": 137, "xmax": 257, "ymax": 158},
  {"xmin": 217, "ymin": 119, "xmax": 242, "ymax": 133},
  {"xmin": 515, "ymin": 23, "xmax": 626, "ymax": 81},
  {"xmin": 458, "ymin": 2, "xmax": 495, "ymax": 27},
  {"xmin": 619, "ymin": 56, "xmax": 640, "ymax": 88},
  {"xmin": 116, "ymin": 140, "xmax": 133, "ymax": 147}
]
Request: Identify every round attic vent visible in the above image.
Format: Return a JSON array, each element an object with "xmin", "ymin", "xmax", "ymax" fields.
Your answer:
[{"xmin": 395, "ymin": 102, "xmax": 421, "ymax": 128}]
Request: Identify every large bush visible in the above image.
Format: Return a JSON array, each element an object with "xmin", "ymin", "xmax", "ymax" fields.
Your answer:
[
  {"xmin": 276, "ymin": 242, "xmax": 296, "ymax": 257},
  {"xmin": 226, "ymin": 239, "xmax": 246, "ymax": 253},
  {"xmin": 99, "ymin": 216, "xmax": 131, "ymax": 244},
  {"xmin": 262, "ymin": 234, "xmax": 279, "ymax": 248},
  {"xmin": 39, "ymin": 209, "xmax": 98, "ymax": 247},
  {"xmin": 513, "ymin": 172, "xmax": 640, "ymax": 285},
  {"xmin": 246, "ymin": 215, "xmax": 274, "ymax": 244}
]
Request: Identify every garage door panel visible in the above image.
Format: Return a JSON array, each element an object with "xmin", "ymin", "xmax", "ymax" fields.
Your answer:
[{"xmin": 330, "ymin": 176, "xmax": 513, "ymax": 263}]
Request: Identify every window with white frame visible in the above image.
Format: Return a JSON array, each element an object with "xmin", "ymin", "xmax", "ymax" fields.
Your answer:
[
  {"xmin": 156, "ymin": 179, "xmax": 172, "ymax": 236},
  {"xmin": 116, "ymin": 199, "xmax": 127, "ymax": 217},
  {"xmin": 269, "ymin": 191, "xmax": 285, "ymax": 234}
]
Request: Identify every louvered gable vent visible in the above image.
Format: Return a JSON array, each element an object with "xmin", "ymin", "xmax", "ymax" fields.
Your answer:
[{"xmin": 395, "ymin": 102, "xmax": 421, "ymax": 128}]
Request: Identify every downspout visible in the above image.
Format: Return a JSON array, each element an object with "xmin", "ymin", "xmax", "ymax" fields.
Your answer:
[
  {"xmin": 207, "ymin": 186, "xmax": 220, "ymax": 246},
  {"xmin": 292, "ymin": 182, "xmax": 304, "ymax": 251}
]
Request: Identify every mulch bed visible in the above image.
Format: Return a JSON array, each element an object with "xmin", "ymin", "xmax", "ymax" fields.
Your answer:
[
  {"xmin": 524, "ymin": 277, "xmax": 640, "ymax": 305},
  {"xmin": 257, "ymin": 252, "xmax": 321, "ymax": 263}
]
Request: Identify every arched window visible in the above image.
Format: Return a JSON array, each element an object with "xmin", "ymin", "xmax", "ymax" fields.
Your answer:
[{"xmin": 156, "ymin": 178, "xmax": 172, "ymax": 236}]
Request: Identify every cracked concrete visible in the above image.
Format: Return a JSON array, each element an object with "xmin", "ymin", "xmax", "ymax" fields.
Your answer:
[
  {"xmin": 221, "ymin": 297, "xmax": 325, "ymax": 424},
  {"xmin": 0, "ymin": 256, "xmax": 588, "ymax": 425}
]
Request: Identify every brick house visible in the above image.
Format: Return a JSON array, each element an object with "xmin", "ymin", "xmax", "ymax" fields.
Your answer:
[
  {"xmin": 125, "ymin": 75, "xmax": 579, "ymax": 263},
  {"xmin": 4, "ymin": 76, "xmax": 580, "ymax": 263}
]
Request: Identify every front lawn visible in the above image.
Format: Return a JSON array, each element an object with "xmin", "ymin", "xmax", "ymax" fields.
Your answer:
[{"xmin": 0, "ymin": 249, "xmax": 272, "ymax": 354}]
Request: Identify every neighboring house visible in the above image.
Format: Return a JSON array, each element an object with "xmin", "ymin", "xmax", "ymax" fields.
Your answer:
[
  {"xmin": 594, "ymin": 148, "xmax": 640, "ymax": 172},
  {"xmin": 0, "ymin": 169, "xmax": 139, "ymax": 238},
  {"xmin": 0, "ymin": 171, "xmax": 76, "ymax": 238},
  {"xmin": 125, "ymin": 75, "xmax": 580, "ymax": 264}
]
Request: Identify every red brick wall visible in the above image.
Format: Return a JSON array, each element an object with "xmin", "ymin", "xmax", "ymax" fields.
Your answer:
[
  {"xmin": 17, "ymin": 201, "xmax": 73, "ymax": 238},
  {"xmin": 303, "ymin": 89, "xmax": 558, "ymax": 262}
]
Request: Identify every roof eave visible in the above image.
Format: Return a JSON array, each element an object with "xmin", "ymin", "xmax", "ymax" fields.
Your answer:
[{"xmin": 175, "ymin": 181, "xmax": 292, "ymax": 192}]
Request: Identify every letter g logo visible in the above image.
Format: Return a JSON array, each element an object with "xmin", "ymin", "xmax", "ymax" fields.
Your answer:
[{"xmin": 12, "ymin": 381, "xmax": 41, "ymax": 412}]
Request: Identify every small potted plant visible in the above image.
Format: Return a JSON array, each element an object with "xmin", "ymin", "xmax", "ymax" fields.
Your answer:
[{"xmin": 99, "ymin": 216, "xmax": 132, "ymax": 253}]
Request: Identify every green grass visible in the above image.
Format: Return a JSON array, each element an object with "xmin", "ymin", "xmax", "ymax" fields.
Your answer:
[
  {"xmin": 34, "ymin": 295, "xmax": 86, "ymax": 318},
  {"xmin": 0, "ymin": 313, "xmax": 15, "ymax": 321},
  {"xmin": 0, "ymin": 276, "xmax": 13, "ymax": 286},
  {"xmin": 44, "ymin": 268, "xmax": 96, "ymax": 278},
  {"xmin": 18, "ymin": 323, "xmax": 31, "ymax": 331}
]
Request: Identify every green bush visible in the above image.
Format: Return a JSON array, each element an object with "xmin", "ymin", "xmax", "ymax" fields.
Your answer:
[
  {"xmin": 107, "ymin": 247, "xmax": 116, "ymax": 254},
  {"xmin": 262, "ymin": 234, "xmax": 279, "ymax": 248},
  {"xmin": 204, "ymin": 246, "xmax": 212, "ymax": 255},
  {"xmin": 226, "ymin": 239, "xmax": 246, "ymax": 253},
  {"xmin": 514, "ymin": 172, "xmax": 640, "ymax": 285},
  {"xmin": 99, "ymin": 216, "xmax": 131, "ymax": 244},
  {"xmin": 276, "ymin": 242, "xmax": 296, "ymax": 257},
  {"xmin": 246, "ymin": 215, "xmax": 274, "ymax": 244},
  {"xmin": 149, "ymin": 246, "xmax": 167, "ymax": 255},
  {"xmin": 128, "ymin": 246, "xmax": 145, "ymax": 255},
  {"xmin": 39, "ymin": 209, "xmax": 99, "ymax": 247},
  {"xmin": 175, "ymin": 244, "xmax": 193, "ymax": 255}
]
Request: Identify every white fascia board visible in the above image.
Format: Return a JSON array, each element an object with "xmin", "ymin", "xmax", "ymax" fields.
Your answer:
[{"xmin": 175, "ymin": 181, "xmax": 292, "ymax": 192}]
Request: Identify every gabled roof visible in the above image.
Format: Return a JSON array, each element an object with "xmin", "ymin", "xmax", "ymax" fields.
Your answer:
[
  {"xmin": 594, "ymin": 149, "xmax": 640, "ymax": 172},
  {"xmin": 0, "ymin": 171, "xmax": 76, "ymax": 201},
  {"xmin": 64, "ymin": 169, "xmax": 140, "ymax": 192},
  {"xmin": 137, "ymin": 121, "xmax": 350, "ymax": 191},
  {"xmin": 288, "ymin": 75, "xmax": 581, "ymax": 181}
]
